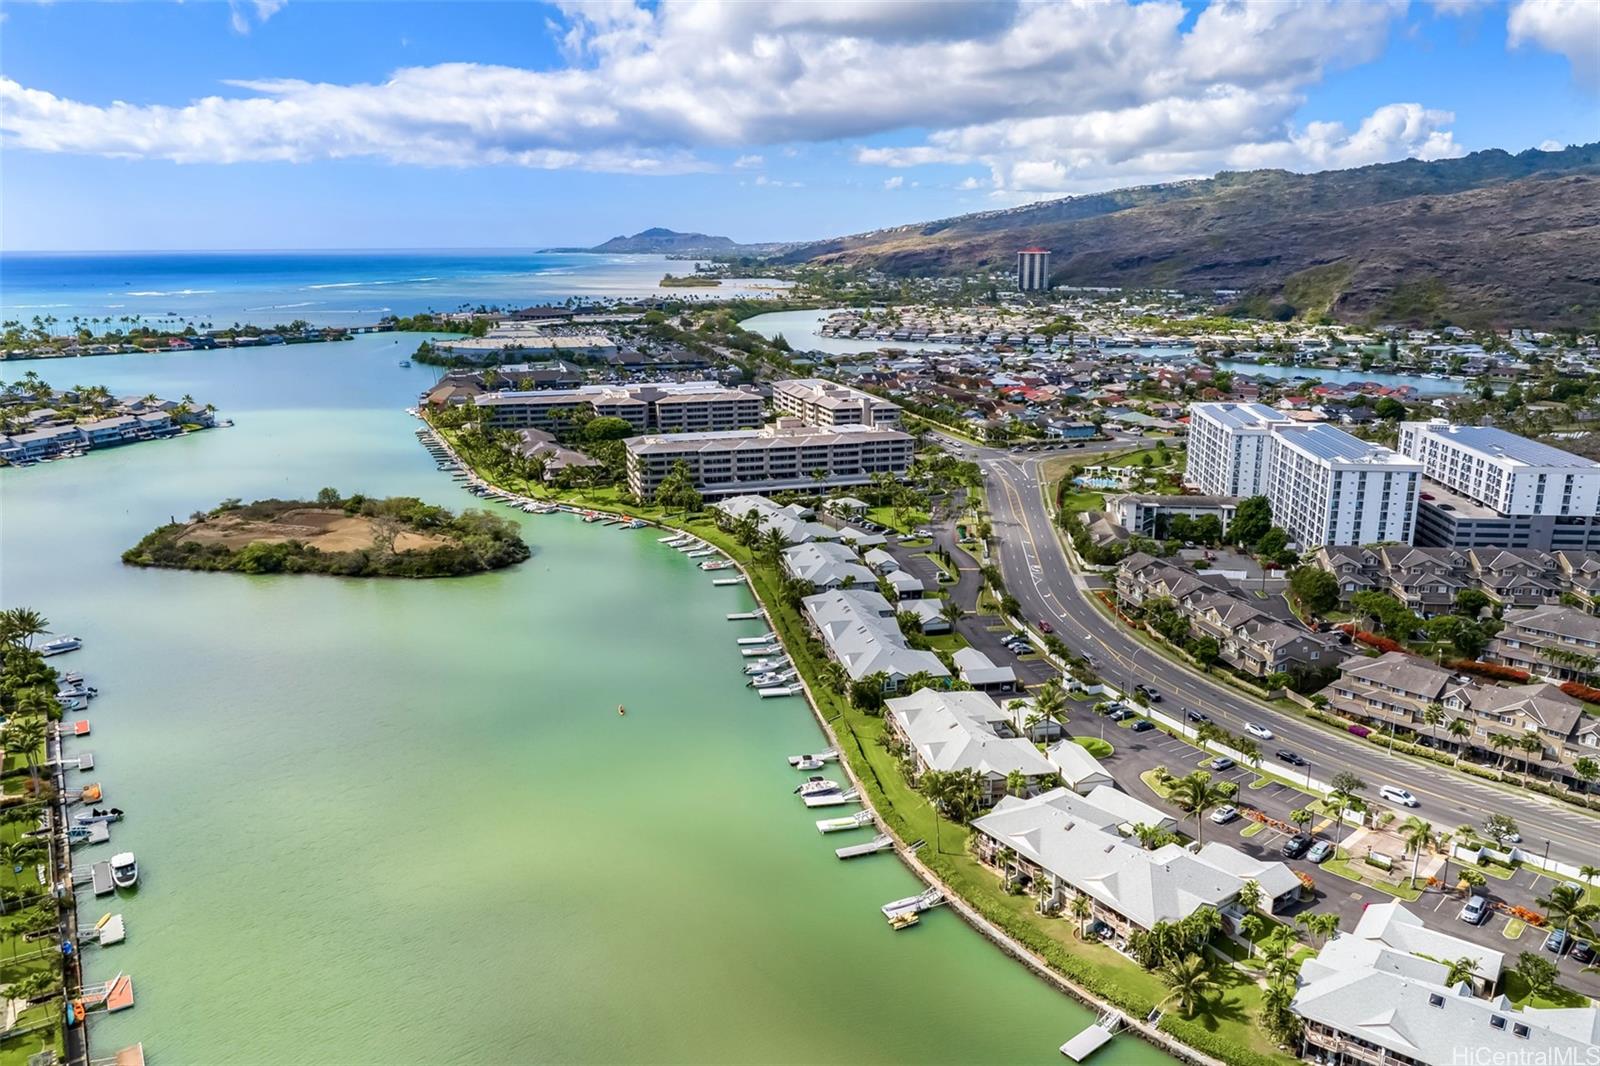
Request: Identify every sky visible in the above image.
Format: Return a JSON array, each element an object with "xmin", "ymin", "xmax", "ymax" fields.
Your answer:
[{"xmin": 1, "ymin": 0, "xmax": 1596, "ymax": 251}]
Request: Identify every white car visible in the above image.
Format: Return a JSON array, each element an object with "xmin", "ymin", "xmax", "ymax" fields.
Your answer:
[
  {"xmin": 1210, "ymin": 805, "xmax": 1240, "ymax": 825},
  {"xmin": 1245, "ymin": 722, "xmax": 1274, "ymax": 739},
  {"xmin": 1380, "ymin": 785, "xmax": 1420, "ymax": 808}
]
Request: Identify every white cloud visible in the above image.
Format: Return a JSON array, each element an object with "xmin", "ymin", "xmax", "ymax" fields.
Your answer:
[
  {"xmin": 1508, "ymin": 0, "xmax": 1600, "ymax": 89},
  {"xmin": 957, "ymin": 176, "xmax": 984, "ymax": 190},
  {"xmin": 0, "ymin": 0, "xmax": 1459, "ymax": 187},
  {"xmin": 229, "ymin": 0, "xmax": 285, "ymax": 35},
  {"xmin": 1539, "ymin": 139, "xmax": 1566, "ymax": 152},
  {"xmin": 883, "ymin": 175, "xmax": 904, "ymax": 190}
]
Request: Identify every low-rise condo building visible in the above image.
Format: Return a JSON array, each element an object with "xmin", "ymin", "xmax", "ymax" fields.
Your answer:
[
  {"xmin": 885, "ymin": 689, "xmax": 1056, "ymax": 806},
  {"xmin": 1491, "ymin": 603, "xmax": 1600, "ymax": 682},
  {"xmin": 625, "ymin": 419, "xmax": 913, "ymax": 501},
  {"xmin": 475, "ymin": 381, "xmax": 762, "ymax": 433},
  {"xmin": 771, "ymin": 378, "xmax": 901, "ymax": 429},
  {"xmin": 801, "ymin": 588, "xmax": 948, "ymax": 693}
]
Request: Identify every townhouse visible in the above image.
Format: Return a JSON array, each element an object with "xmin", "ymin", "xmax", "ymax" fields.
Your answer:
[
  {"xmin": 1312, "ymin": 546, "xmax": 1582, "ymax": 615},
  {"xmin": 801, "ymin": 588, "xmax": 949, "ymax": 693},
  {"xmin": 1117, "ymin": 553, "xmax": 1342, "ymax": 680},
  {"xmin": 779, "ymin": 542, "xmax": 877, "ymax": 590},
  {"xmin": 1491, "ymin": 604, "xmax": 1600, "ymax": 682}
]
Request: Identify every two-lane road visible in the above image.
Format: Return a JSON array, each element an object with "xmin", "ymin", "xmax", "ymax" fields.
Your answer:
[{"xmin": 972, "ymin": 444, "xmax": 1598, "ymax": 869}]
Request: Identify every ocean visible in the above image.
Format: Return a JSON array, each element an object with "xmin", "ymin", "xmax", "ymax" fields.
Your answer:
[{"xmin": 0, "ymin": 250, "xmax": 790, "ymax": 331}]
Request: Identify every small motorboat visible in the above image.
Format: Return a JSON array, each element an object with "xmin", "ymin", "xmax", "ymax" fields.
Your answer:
[
  {"xmin": 889, "ymin": 911, "xmax": 920, "ymax": 930},
  {"xmin": 74, "ymin": 808, "xmax": 124, "ymax": 826},
  {"xmin": 109, "ymin": 852, "xmax": 138, "ymax": 889},
  {"xmin": 795, "ymin": 777, "xmax": 840, "ymax": 797},
  {"xmin": 617, "ymin": 704, "xmax": 626, "ymax": 716},
  {"xmin": 793, "ymin": 756, "xmax": 825, "ymax": 771}
]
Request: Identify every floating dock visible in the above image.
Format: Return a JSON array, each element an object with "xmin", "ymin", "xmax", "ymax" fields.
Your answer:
[
  {"xmin": 712, "ymin": 577, "xmax": 745, "ymax": 586},
  {"xmin": 789, "ymin": 750, "xmax": 839, "ymax": 767},
  {"xmin": 73, "ymin": 720, "xmax": 92, "ymax": 736},
  {"xmin": 736, "ymin": 633, "xmax": 777, "ymax": 646},
  {"xmin": 741, "ymin": 646, "xmax": 781, "ymax": 658},
  {"xmin": 76, "ymin": 752, "xmax": 95, "ymax": 772},
  {"xmin": 726, "ymin": 611, "xmax": 761, "ymax": 621},
  {"xmin": 112, "ymin": 1044, "xmax": 145, "ymax": 1066},
  {"xmin": 90, "ymin": 861, "xmax": 113, "ymax": 896},
  {"xmin": 758, "ymin": 685, "xmax": 799, "ymax": 698},
  {"xmin": 836, "ymin": 834, "xmax": 894, "ymax": 860},
  {"xmin": 1059, "ymin": 1012, "xmax": 1123, "ymax": 1061},
  {"xmin": 817, "ymin": 810, "xmax": 873, "ymax": 833},
  {"xmin": 93, "ymin": 913, "xmax": 126, "ymax": 946},
  {"xmin": 881, "ymin": 887, "xmax": 943, "ymax": 918}
]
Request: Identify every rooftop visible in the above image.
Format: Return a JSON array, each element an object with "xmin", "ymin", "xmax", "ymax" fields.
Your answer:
[
  {"xmin": 1191, "ymin": 401, "xmax": 1291, "ymax": 431},
  {"xmin": 1406, "ymin": 422, "xmax": 1600, "ymax": 471},
  {"xmin": 1272, "ymin": 422, "xmax": 1420, "ymax": 467}
]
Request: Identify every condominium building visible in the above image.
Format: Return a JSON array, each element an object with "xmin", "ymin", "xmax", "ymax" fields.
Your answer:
[
  {"xmin": 1015, "ymin": 247, "xmax": 1051, "ymax": 291},
  {"xmin": 771, "ymin": 378, "xmax": 901, "ymax": 429},
  {"xmin": 1184, "ymin": 403, "xmax": 1292, "ymax": 497},
  {"xmin": 1265, "ymin": 423, "xmax": 1421, "ymax": 549},
  {"xmin": 1398, "ymin": 420, "xmax": 1600, "ymax": 551},
  {"xmin": 473, "ymin": 381, "xmax": 762, "ymax": 433},
  {"xmin": 625, "ymin": 418, "xmax": 914, "ymax": 500}
]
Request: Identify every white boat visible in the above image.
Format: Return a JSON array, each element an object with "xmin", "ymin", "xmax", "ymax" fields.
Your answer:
[
  {"xmin": 788, "ymin": 750, "xmax": 839, "ymax": 767},
  {"xmin": 625, "ymin": 518, "xmax": 647, "ymax": 529},
  {"xmin": 40, "ymin": 636, "xmax": 83, "ymax": 657},
  {"xmin": 742, "ymin": 659, "xmax": 787, "ymax": 674},
  {"xmin": 817, "ymin": 810, "xmax": 874, "ymax": 833},
  {"xmin": 109, "ymin": 852, "xmax": 138, "ymax": 889},
  {"xmin": 700, "ymin": 560, "xmax": 733, "ymax": 571},
  {"xmin": 792, "ymin": 756, "xmax": 824, "ymax": 771},
  {"xmin": 74, "ymin": 808, "xmax": 124, "ymax": 825},
  {"xmin": 794, "ymin": 777, "xmax": 840, "ymax": 797},
  {"xmin": 740, "ymin": 645, "xmax": 781, "ymax": 658},
  {"xmin": 881, "ymin": 887, "xmax": 942, "ymax": 918}
]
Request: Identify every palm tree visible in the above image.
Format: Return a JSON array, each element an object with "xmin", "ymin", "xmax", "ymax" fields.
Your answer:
[
  {"xmin": 1400, "ymin": 815, "xmax": 1435, "ymax": 889},
  {"xmin": 1069, "ymin": 892, "xmax": 1093, "ymax": 939},
  {"xmin": 1487, "ymin": 731, "xmax": 1515, "ymax": 770},
  {"xmin": 0, "ymin": 607, "xmax": 49, "ymax": 649},
  {"xmin": 1168, "ymin": 771, "xmax": 1232, "ymax": 847},
  {"xmin": 1579, "ymin": 864, "xmax": 1600, "ymax": 886},
  {"xmin": 1031, "ymin": 678, "xmax": 1068, "ymax": 732},
  {"xmin": 1423, "ymin": 702, "xmax": 1445, "ymax": 749},
  {"xmin": 1004, "ymin": 769, "xmax": 1029, "ymax": 798},
  {"xmin": 1239, "ymin": 912, "xmax": 1267, "ymax": 957},
  {"xmin": 1237, "ymin": 878, "xmax": 1263, "ymax": 914},
  {"xmin": 1327, "ymin": 772, "xmax": 1367, "ymax": 846},
  {"xmin": 819, "ymin": 661, "xmax": 849, "ymax": 695},
  {"xmin": 1535, "ymin": 883, "xmax": 1600, "ymax": 947},
  {"xmin": 1444, "ymin": 955, "xmax": 1480, "ymax": 988},
  {"xmin": 1447, "ymin": 716, "xmax": 1472, "ymax": 763},
  {"xmin": 1157, "ymin": 953, "xmax": 1217, "ymax": 1018},
  {"xmin": 2, "ymin": 718, "xmax": 48, "ymax": 787},
  {"xmin": 1517, "ymin": 733, "xmax": 1544, "ymax": 783},
  {"xmin": 939, "ymin": 599, "xmax": 963, "ymax": 629}
]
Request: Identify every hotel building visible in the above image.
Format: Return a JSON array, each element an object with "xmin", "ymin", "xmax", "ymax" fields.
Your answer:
[
  {"xmin": 771, "ymin": 378, "xmax": 902, "ymax": 429},
  {"xmin": 1015, "ymin": 247, "xmax": 1052, "ymax": 291},
  {"xmin": 1397, "ymin": 420, "xmax": 1600, "ymax": 551},
  {"xmin": 625, "ymin": 418, "xmax": 914, "ymax": 500}
]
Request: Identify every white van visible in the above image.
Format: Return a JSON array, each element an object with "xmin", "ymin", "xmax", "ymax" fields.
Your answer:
[{"xmin": 1379, "ymin": 785, "xmax": 1419, "ymax": 808}]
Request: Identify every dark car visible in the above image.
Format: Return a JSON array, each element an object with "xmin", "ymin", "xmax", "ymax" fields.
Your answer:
[
  {"xmin": 1275, "ymin": 749, "xmax": 1308, "ymax": 767},
  {"xmin": 1573, "ymin": 940, "xmax": 1595, "ymax": 965},
  {"xmin": 1545, "ymin": 928, "xmax": 1570, "ymax": 955},
  {"xmin": 1036, "ymin": 619, "xmax": 1054, "ymax": 634},
  {"xmin": 1208, "ymin": 756, "xmax": 1235, "ymax": 772},
  {"xmin": 1130, "ymin": 719, "xmax": 1155, "ymax": 732},
  {"xmin": 1186, "ymin": 709, "xmax": 1212, "ymax": 724},
  {"xmin": 1108, "ymin": 707, "xmax": 1134, "ymax": 722},
  {"xmin": 1135, "ymin": 684, "xmax": 1162, "ymax": 703},
  {"xmin": 1282, "ymin": 834, "xmax": 1312, "ymax": 859}
]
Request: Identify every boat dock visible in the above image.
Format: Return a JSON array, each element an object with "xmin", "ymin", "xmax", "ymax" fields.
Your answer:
[
  {"xmin": 726, "ymin": 611, "xmax": 762, "ymax": 621},
  {"xmin": 758, "ymin": 685, "xmax": 799, "ymax": 698},
  {"xmin": 740, "ymin": 645, "xmax": 781, "ymax": 658},
  {"xmin": 1059, "ymin": 1012, "xmax": 1123, "ymax": 1061},
  {"xmin": 68, "ymin": 822, "xmax": 111, "ymax": 846},
  {"xmin": 90, "ymin": 861, "xmax": 113, "ymax": 895},
  {"xmin": 836, "ymin": 833, "xmax": 894, "ymax": 860},
  {"xmin": 712, "ymin": 577, "xmax": 745, "ymax": 586},
  {"xmin": 73, "ymin": 720, "xmax": 91, "ymax": 736},
  {"xmin": 91, "ymin": 913, "xmax": 126, "ymax": 947},
  {"xmin": 82, "ymin": 972, "xmax": 135, "ymax": 1013},
  {"xmin": 75, "ymin": 752, "xmax": 95, "ymax": 771},
  {"xmin": 802, "ymin": 787, "xmax": 860, "ymax": 808},
  {"xmin": 788, "ymin": 750, "xmax": 839, "ymax": 767},
  {"xmin": 816, "ymin": 810, "xmax": 874, "ymax": 833},
  {"xmin": 880, "ymin": 887, "xmax": 943, "ymax": 918},
  {"xmin": 736, "ymin": 632, "xmax": 777, "ymax": 646}
]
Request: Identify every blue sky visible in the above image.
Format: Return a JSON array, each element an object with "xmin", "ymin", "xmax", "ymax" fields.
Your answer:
[{"xmin": 1, "ymin": 0, "xmax": 1595, "ymax": 251}]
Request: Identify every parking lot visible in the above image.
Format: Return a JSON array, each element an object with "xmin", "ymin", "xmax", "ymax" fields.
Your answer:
[{"xmin": 1092, "ymin": 709, "xmax": 1600, "ymax": 997}]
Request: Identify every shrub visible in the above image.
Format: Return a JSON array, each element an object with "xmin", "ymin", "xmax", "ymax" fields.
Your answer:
[
  {"xmin": 1348, "ymin": 724, "xmax": 1371, "ymax": 739},
  {"xmin": 1449, "ymin": 659, "xmax": 1531, "ymax": 683},
  {"xmin": 1560, "ymin": 681, "xmax": 1600, "ymax": 705}
]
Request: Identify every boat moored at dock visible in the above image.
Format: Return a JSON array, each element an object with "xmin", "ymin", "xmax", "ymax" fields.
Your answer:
[
  {"xmin": 880, "ymin": 887, "xmax": 943, "ymax": 918},
  {"xmin": 40, "ymin": 635, "xmax": 83, "ymax": 657},
  {"xmin": 109, "ymin": 851, "xmax": 139, "ymax": 889},
  {"xmin": 816, "ymin": 810, "xmax": 873, "ymax": 833}
]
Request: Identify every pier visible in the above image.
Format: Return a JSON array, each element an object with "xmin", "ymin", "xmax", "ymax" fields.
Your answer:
[
  {"xmin": 816, "ymin": 810, "xmax": 873, "ymax": 833},
  {"xmin": 802, "ymin": 787, "xmax": 860, "ymax": 808},
  {"xmin": 1059, "ymin": 1012, "xmax": 1123, "ymax": 1061},
  {"xmin": 835, "ymin": 833, "xmax": 894, "ymax": 860},
  {"xmin": 712, "ymin": 577, "xmax": 745, "ymax": 586}
]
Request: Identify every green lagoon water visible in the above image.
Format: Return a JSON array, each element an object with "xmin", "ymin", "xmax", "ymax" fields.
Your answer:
[{"xmin": 0, "ymin": 337, "xmax": 1163, "ymax": 1064}]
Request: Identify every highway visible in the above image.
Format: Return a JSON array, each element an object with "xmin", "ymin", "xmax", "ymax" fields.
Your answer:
[{"xmin": 945, "ymin": 433, "xmax": 1598, "ymax": 869}]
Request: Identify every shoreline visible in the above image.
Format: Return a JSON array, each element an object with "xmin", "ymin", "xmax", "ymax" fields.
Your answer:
[{"xmin": 421, "ymin": 421, "xmax": 1224, "ymax": 1066}]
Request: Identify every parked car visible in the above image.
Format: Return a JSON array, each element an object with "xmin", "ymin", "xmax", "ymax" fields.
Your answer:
[
  {"xmin": 1275, "ymin": 749, "xmax": 1308, "ymax": 767},
  {"xmin": 1036, "ymin": 619, "xmax": 1054, "ymax": 634},
  {"xmin": 1458, "ymin": 896, "xmax": 1490, "ymax": 925},
  {"xmin": 1379, "ymin": 785, "xmax": 1420, "ymax": 808},
  {"xmin": 1282, "ymin": 834, "xmax": 1312, "ymax": 859},
  {"xmin": 1208, "ymin": 756, "xmax": 1236, "ymax": 772},
  {"xmin": 1210, "ymin": 805, "xmax": 1239, "ymax": 825},
  {"xmin": 1108, "ymin": 707, "xmax": 1134, "ymax": 722},
  {"xmin": 1545, "ymin": 928, "xmax": 1570, "ymax": 955},
  {"xmin": 1186, "ymin": 709, "xmax": 1212, "ymax": 724},
  {"xmin": 1130, "ymin": 719, "xmax": 1155, "ymax": 732},
  {"xmin": 1572, "ymin": 940, "xmax": 1595, "ymax": 964},
  {"xmin": 1306, "ymin": 840, "xmax": 1333, "ymax": 864}
]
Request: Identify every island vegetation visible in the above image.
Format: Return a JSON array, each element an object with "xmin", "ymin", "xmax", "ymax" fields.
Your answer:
[
  {"xmin": 122, "ymin": 491, "xmax": 530, "ymax": 578},
  {"xmin": 659, "ymin": 273, "xmax": 721, "ymax": 288}
]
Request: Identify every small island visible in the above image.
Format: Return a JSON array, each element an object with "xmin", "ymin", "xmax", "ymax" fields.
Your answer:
[
  {"xmin": 659, "ymin": 273, "xmax": 721, "ymax": 288},
  {"xmin": 122, "ymin": 491, "xmax": 530, "ymax": 577}
]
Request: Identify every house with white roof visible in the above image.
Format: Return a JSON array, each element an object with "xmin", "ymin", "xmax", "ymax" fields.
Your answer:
[
  {"xmin": 884, "ymin": 569, "xmax": 925, "ymax": 600},
  {"xmin": 952, "ymin": 647, "xmax": 1016, "ymax": 693},
  {"xmin": 1293, "ymin": 904, "xmax": 1594, "ymax": 1066},
  {"xmin": 1044, "ymin": 740, "xmax": 1113, "ymax": 794},
  {"xmin": 781, "ymin": 542, "xmax": 876, "ymax": 590},
  {"xmin": 886, "ymin": 689, "xmax": 1057, "ymax": 805},
  {"xmin": 713, "ymin": 494, "xmax": 838, "ymax": 545},
  {"xmin": 802, "ymin": 588, "xmax": 949, "ymax": 692}
]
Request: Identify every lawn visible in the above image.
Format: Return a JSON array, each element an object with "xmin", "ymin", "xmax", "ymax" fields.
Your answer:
[
  {"xmin": 1503, "ymin": 970, "xmax": 1591, "ymax": 1009},
  {"xmin": 1320, "ymin": 849, "xmax": 1425, "ymax": 902},
  {"xmin": 0, "ymin": 785, "xmax": 66, "ymax": 1066},
  {"xmin": 866, "ymin": 505, "xmax": 930, "ymax": 534},
  {"xmin": 1073, "ymin": 736, "xmax": 1114, "ymax": 759}
]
